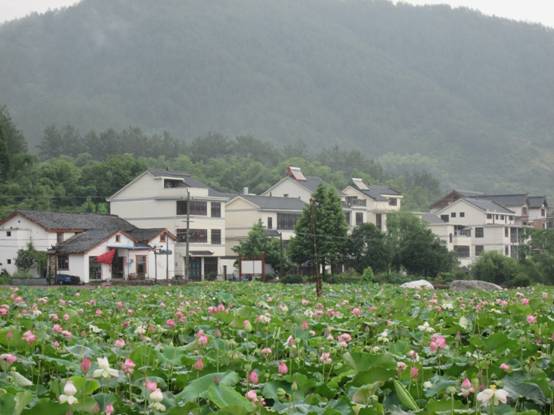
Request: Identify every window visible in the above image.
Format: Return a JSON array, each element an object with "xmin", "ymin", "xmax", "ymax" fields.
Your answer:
[
  {"xmin": 449, "ymin": 233, "xmax": 453, "ymax": 243},
  {"xmin": 356, "ymin": 212, "xmax": 364, "ymax": 226},
  {"xmin": 500, "ymin": 215, "xmax": 505, "ymax": 220},
  {"xmin": 504, "ymin": 227, "xmax": 509, "ymax": 238},
  {"xmin": 115, "ymin": 234, "xmax": 121, "ymax": 242},
  {"xmin": 7, "ymin": 259, "xmax": 12, "ymax": 265},
  {"xmin": 58, "ymin": 255, "xmax": 69, "ymax": 270},
  {"xmin": 475, "ymin": 227, "xmax": 484, "ymax": 238},
  {"xmin": 89, "ymin": 257, "xmax": 101, "ymax": 280},
  {"xmin": 451, "ymin": 212, "xmax": 456, "ymax": 218},
  {"xmin": 475, "ymin": 245, "xmax": 484, "ymax": 256},
  {"xmin": 453, "ymin": 245, "xmax": 470, "ymax": 258},
  {"xmin": 541, "ymin": 208, "xmax": 546, "ymax": 217},
  {"xmin": 389, "ymin": 198, "xmax": 397, "ymax": 206},
  {"xmin": 176, "ymin": 229, "xmax": 208, "ymax": 243},
  {"xmin": 440, "ymin": 215, "xmax": 449, "ymax": 223},
  {"xmin": 522, "ymin": 207, "xmax": 528, "ymax": 216},
  {"xmin": 495, "ymin": 215, "xmax": 499, "ymax": 220},
  {"xmin": 267, "ymin": 217, "xmax": 273, "ymax": 229},
  {"xmin": 164, "ymin": 179, "xmax": 185, "ymax": 188},
  {"xmin": 459, "ymin": 212, "xmax": 465, "ymax": 218},
  {"xmin": 211, "ymin": 202, "xmax": 221, "ymax": 218},
  {"xmin": 57, "ymin": 232, "xmax": 64, "ymax": 244},
  {"xmin": 505, "ymin": 246, "xmax": 509, "ymax": 256},
  {"xmin": 487, "ymin": 214, "xmax": 492, "ymax": 219},
  {"xmin": 136, "ymin": 255, "xmax": 147, "ymax": 277},
  {"xmin": 6, "ymin": 231, "xmax": 11, "ymax": 237},
  {"xmin": 277, "ymin": 213, "xmax": 300, "ymax": 230},
  {"xmin": 176, "ymin": 200, "xmax": 207, "ymax": 216},
  {"xmin": 376, "ymin": 214, "xmax": 383, "ymax": 230},
  {"xmin": 211, "ymin": 229, "xmax": 221, "ymax": 245}
]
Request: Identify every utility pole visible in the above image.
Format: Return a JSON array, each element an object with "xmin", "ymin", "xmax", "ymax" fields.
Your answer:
[
  {"xmin": 165, "ymin": 236, "xmax": 169, "ymax": 281},
  {"xmin": 279, "ymin": 231, "xmax": 284, "ymax": 276},
  {"xmin": 310, "ymin": 197, "xmax": 322, "ymax": 297},
  {"xmin": 185, "ymin": 190, "xmax": 191, "ymax": 282}
]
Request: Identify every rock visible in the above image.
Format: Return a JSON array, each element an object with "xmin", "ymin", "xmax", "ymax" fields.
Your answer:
[
  {"xmin": 400, "ymin": 279, "xmax": 434, "ymax": 290},
  {"xmin": 449, "ymin": 280, "xmax": 502, "ymax": 291}
]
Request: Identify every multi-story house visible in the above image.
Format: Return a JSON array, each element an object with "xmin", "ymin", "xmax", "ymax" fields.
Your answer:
[
  {"xmin": 341, "ymin": 178, "xmax": 402, "ymax": 232},
  {"xmin": 0, "ymin": 210, "xmax": 174, "ymax": 282},
  {"xmin": 108, "ymin": 169, "xmax": 233, "ymax": 280},
  {"xmin": 262, "ymin": 166, "xmax": 323, "ymax": 203},
  {"xmin": 225, "ymin": 193, "xmax": 306, "ymax": 256},
  {"xmin": 431, "ymin": 190, "xmax": 550, "ymax": 229},
  {"xmin": 425, "ymin": 195, "xmax": 527, "ymax": 266}
]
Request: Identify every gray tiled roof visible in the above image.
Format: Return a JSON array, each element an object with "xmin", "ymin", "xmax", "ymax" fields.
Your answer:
[
  {"xmin": 127, "ymin": 228, "xmax": 165, "ymax": 243},
  {"xmin": 421, "ymin": 212, "xmax": 447, "ymax": 224},
  {"xmin": 527, "ymin": 196, "xmax": 547, "ymax": 209},
  {"xmin": 239, "ymin": 195, "xmax": 306, "ymax": 211},
  {"xmin": 208, "ymin": 188, "xmax": 237, "ymax": 199},
  {"xmin": 11, "ymin": 210, "xmax": 134, "ymax": 232},
  {"xmin": 477, "ymin": 194, "xmax": 528, "ymax": 208},
  {"xmin": 55, "ymin": 229, "xmax": 115, "ymax": 254},
  {"xmin": 301, "ymin": 177, "xmax": 324, "ymax": 192},
  {"xmin": 148, "ymin": 169, "xmax": 208, "ymax": 188},
  {"xmin": 351, "ymin": 181, "xmax": 400, "ymax": 201},
  {"xmin": 464, "ymin": 198, "xmax": 515, "ymax": 214}
]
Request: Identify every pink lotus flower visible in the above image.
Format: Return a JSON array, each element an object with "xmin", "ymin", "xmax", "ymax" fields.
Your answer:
[
  {"xmin": 243, "ymin": 320, "xmax": 253, "ymax": 331},
  {"xmin": 460, "ymin": 378, "xmax": 474, "ymax": 397},
  {"xmin": 105, "ymin": 403, "xmax": 114, "ymax": 415},
  {"xmin": 0, "ymin": 353, "xmax": 16, "ymax": 365},
  {"xmin": 63, "ymin": 313, "xmax": 70, "ymax": 321},
  {"xmin": 410, "ymin": 367, "xmax": 419, "ymax": 379},
  {"xmin": 499, "ymin": 363, "xmax": 511, "ymax": 372},
  {"xmin": 22, "ymin": 330, "xmax": 36, "ymax": 345},
  {"xmin": 145, "ymin": 380, "xmax": 157, "ymax": 392},
  {"xmin": 245, "ymin": 390, "xmax": 258, "ymax": 402},
  {"xmin": 260, "ymin": 347, "xmax": 272, "ymax": 356},
  {"xmin": 278, "ymin": 361, "xmax": 288, "ymax": 375},
  {"xmin": 62, "ymin": 330, "xmax": 72, "ymax": 339},
  {"xmin": 248, "ymin": 370, "xmax": 259, "ymax": 384},
  {"xmin": 196, "ymin": 330, "xmax": 208, "ymax": 346},
  {"xmin": 166, "ymin": 319, "xmax": 176, "ymax": 328},
  {"xmin": 320, "ymin": 352, "xmax": 332, "ymax": 364},
  {"xmin": 81, "ymin": 357, "xmax": 92, "ymax": 373},
  {"xmin": 95, "ymin": 309, "xmax": 102, "ymax": 316},
  {"xmin": 397, "ymin": 361, "xmax": 407, "ymax": 372},
  {"xmin": 53, "ymin": 324, "xmax": 63, "ymax": 333},
  {"xmin": 430, "ymin": 334, "xmax": 447, "ymax": 352},
  {"xmin": 114, "ymin": 338, "xmax": 126, "ymax": 348},
  {"xmin": 193, "ymin": 357, "xmax": 204, "ymax": 371},
  {"xmin": 351, "ymin": 307, "xmax": 362, "ymax": 317},
  {"xmin": 527, "ymin": 315, "xmax": 537, "ymax": 324},
  {"xmin": 122, "ymin": 358, "xmax": 136, "ymax": 374},
  {"xmin": 116, "ymin": 301, "xmax": 124, "ymax": 309},
  {"xmin": 0, "ymin": 305, "xmax": 9, "ymax": 316},
  {"xmin": 521, "ymin": 298, "xmax": 529, "ymax": 305},
  {"xmin": 175, "ymin": 310, "xmax": 185, "ymax": 321}
]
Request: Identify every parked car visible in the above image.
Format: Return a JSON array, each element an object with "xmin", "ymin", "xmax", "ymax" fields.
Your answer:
[{"xmin": 55, "ymin": 274, "xmax": 81, "ymax": 285}]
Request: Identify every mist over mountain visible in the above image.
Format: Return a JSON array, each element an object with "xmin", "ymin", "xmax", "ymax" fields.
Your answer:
[{"xmin": 1, "ymin": 0, "xmax": 553, "ymax": 195}]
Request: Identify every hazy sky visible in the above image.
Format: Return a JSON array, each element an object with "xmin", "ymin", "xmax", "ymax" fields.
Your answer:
[{"xmin": 0, "ymin": 0, "xmax": 553, "ymax": 28}]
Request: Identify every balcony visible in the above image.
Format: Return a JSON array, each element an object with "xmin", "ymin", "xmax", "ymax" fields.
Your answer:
[{"xmin": 343, "ymin": 198, "xmax": 366, "ymax": 208}]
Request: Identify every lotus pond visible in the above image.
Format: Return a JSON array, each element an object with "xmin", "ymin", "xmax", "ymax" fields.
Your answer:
[{"xmin": 0, "ymin": 282, "xmax": 553, "ymax": 414}]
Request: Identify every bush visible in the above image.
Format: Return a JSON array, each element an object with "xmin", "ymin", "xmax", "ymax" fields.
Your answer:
[
  {"xmin": 12, "ymin": 270, "xmax": 33, "ymax": 279},
  {"xmin": 324, "ymin": 272, "xmax": 364, "ymax": 284},
  {"xmin": 0, "ymin": 270, "xmax": 10, "ymax": 285},
  {"xmin": 362, "ymin": 267, "xmax": 375, "ymax": 282},
  {"xmin": 280, "ymin": 275, "xmax": 305, "ymax": 284},
  {"xmin": 372, "ymin": 272, "xmax": 412, "ymax": 285},
  {"xmin": 472, "ymin": 252, "xmax": 520, "ymax": 286},
  {"xmin": 507, "ymin": 274, "xmax": 532, "ymax": 288}
]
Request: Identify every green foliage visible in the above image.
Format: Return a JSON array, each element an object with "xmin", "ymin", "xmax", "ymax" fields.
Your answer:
[
  {"xmin": 289, "ymin": 185, "xmax": 348, "ymax": 271},
  {"xmin": 15, "ymin": 243, "xmax": 47, "ymax": 276},
  {"xmin": 347, "ymin": 224, "xmax": 391, "ymax": 273},
  {"xmin": 232, "ymin": 221, "xmax": 283, "ymax": 271},
  {"xmin": 386, "ymin": 212, "xmax": 455, "ymax": 277},
  {"xmin": 472, "ymin": 251, "xmax": 521, "ymax": 286},
  {"xmin": 361, "ymin": 267, "xmax": 375, "ymax": 281}
]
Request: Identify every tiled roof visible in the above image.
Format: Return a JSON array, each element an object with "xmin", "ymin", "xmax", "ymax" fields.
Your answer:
[
  {"xmin": 464, "ymin": 198, "xmax": 515, "ymax": 214},
  {"xmin": 147, "ymin": 169, "xmax": 208, "ymax": 188},
  {"xmin": 7, "ymin": 210, "xmax": 134, "ymax": 232},
  {"xmin": 301, "ymin": 177, "xmax": 324, "ymax": 192},
  {"xmin": 421, "ymin": 212, "xmax": 447, "ymax": 224},
  {"xmin": 127, "ymin": 228, "xmax": 165, "ymax": 243},
  {"xmin": 238, "ymin": 195, "xmax": 306, "ymax": 211},
  {"xmin": 476, "ymin": 194, "xmax": 528, "ymax": 208},
  {"xmin": 55, "ymin": 229, "xmax": 115, "ymax": 254},
  {"xmin": 527, "ymin": 196, "xmax": 547, "ymax": 209}
]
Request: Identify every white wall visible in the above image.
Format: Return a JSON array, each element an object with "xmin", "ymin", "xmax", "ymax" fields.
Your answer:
[{"xmin": 262, "ymin": 178, "xmax": 313, "ymax": 203}]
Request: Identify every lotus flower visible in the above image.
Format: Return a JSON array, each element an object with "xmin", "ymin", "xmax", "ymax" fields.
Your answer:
[
  {"xmin": 93, "ymin": 357, "xmax": 119, "ymax": 378},
  {"xmin": 477, "ymin": 385, "xmax": 508, "ymax": 406},
  {"xmin": 59, "ymin": 381, "xmax": 78, "ymax": 405},
  {"xmin": 149, "ymin": 388, "xmax": 166, "ymax": 412}
]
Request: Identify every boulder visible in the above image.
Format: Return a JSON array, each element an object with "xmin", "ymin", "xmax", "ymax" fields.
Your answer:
[
  {"xmin": 449, "ymin": 280, "xmax": 502, "ymax": 291},
  {"xmin": 400, "ymin": 279, "xmax": 434, "ymax": 290}
]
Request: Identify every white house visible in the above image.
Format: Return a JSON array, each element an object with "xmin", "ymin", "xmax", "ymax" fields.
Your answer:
[
  {"xmin": 225, "ymin": 194, "xmax": 306, "ymax": 256},
  {"xmin": 108, "ymin": 169, "xmax": 234, "ymax": 280},
  {"xmin": 0, "ymin": 210, "xmax": 174, "ymax": 283},
  {"xmin": 424, "ymin": 197, "xmax": 524, "ymax": 267},
  {"xmin": 262, "ymin": 166, "xmax": 323, "ymax": 203}
]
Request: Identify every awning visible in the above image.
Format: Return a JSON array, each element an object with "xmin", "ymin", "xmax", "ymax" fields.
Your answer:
[
  {"xmin": 96, "ymin": 249, "xmax": 116, "ymax": 265},
  {"xmin": 190, "ymin": 250, "xmax": 214, "ymax": 256}
]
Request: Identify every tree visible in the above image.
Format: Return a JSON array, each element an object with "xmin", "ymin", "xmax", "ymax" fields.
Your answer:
[
  {"xmin": 519, "ymin": 229, "xmax": 554, "ymax": 284},
  {"xmin": 289, "ymin": 184, "xmax": 348, "ymax": 295},
  {"xmin": 386, "ymin": 212, "xmax": 454, "ymax": 277},
  {"xmin": 232, "ymin": 220, "xmax": 283, "ymax": 272},
  {"xmin": 0, "ymin": 106, "xmax": 28, "ymax": 180},
  {"xmin": 472, "ymin": 251, "xmax": 520, "ymax": 286},
  {"xmin": 347, "ymin": 223, "xmax": 392, "ymax": 273},
  {"xmin": 15, "ymin": 243, "xmax": 48, "ymax": 277}
]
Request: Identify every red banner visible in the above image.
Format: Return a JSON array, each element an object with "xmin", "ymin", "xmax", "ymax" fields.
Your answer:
[{"xmin": 96, "ymin": 249, "xmax": 116, "ymax": 265}]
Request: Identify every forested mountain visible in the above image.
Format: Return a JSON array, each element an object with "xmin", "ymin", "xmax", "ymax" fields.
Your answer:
[{"xmin": 1, "ymin": 0, "xmax": 554, "ymax": 195}]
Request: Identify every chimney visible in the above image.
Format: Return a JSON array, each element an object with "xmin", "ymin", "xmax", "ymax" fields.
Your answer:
[{"xmin": 243, "ymin": 187, "xmax": 249, "ymax": 195}]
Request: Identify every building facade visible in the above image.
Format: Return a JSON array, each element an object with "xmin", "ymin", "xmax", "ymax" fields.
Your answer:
[{"xmin": 108, "ymin": 169, "xmax": 234, "ymax": 280}]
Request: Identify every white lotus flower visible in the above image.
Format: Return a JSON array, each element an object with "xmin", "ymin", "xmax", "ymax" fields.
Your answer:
[
  {"xmin": 418, "ymin": 322, "xmax": 435, "ymax": 333},
  {"xmin": 59, "ymin": 381, "xmax": 78, "ymax": 405},
  {"xmin": 88, "ymin": 324, "xmax": 102, "ymax": 333},
  {"xmin": 93, "ymin": 357, "xmax": 119, "ymax": 378},
  {"xmin": 149, "ymin": 388, "xmax": 166, "ymax": 412},
  {"xmin": 477, "ymin": 385, "xmax": 509, "ymax": 406}
]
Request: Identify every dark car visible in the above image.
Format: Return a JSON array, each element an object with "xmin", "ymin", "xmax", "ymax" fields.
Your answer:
[{"xmin": 55, "ymin": 274, "xmax": 81, "ymax": 285}]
